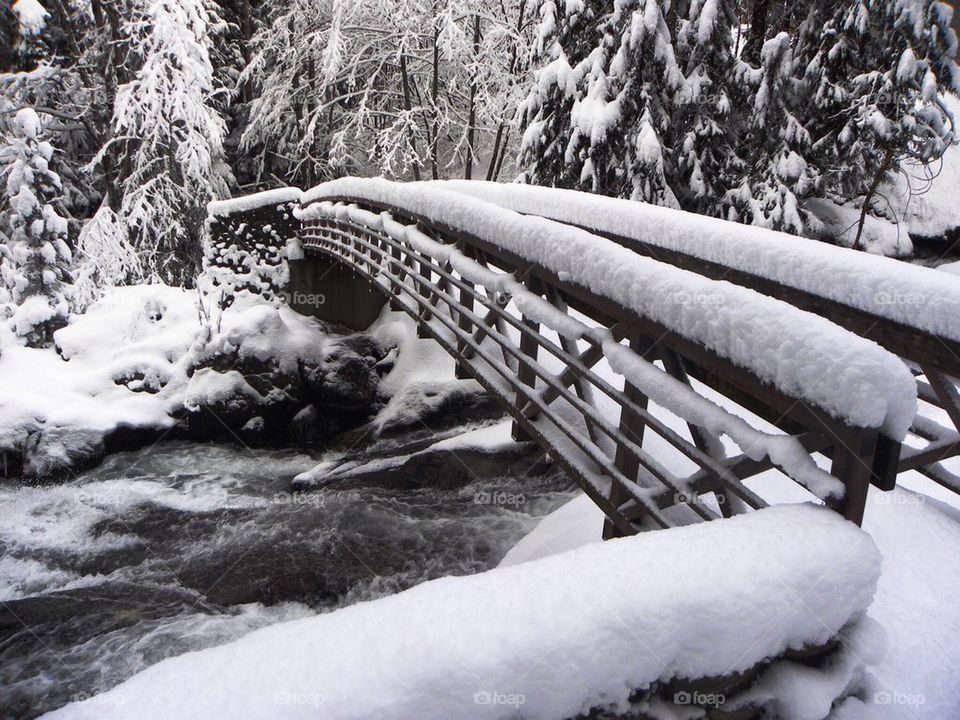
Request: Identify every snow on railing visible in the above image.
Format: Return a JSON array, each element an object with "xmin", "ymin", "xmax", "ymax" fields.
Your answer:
[
  {"xmin": 436, "ymin": 180, "xmax": 960, "ymax": 346},
  {"xmin": 302, "ymin": 198, "xmax": 845, "ymax": 501},
  {"xmin": 300, "ymin": 178, "xmax": 918, "ymax": 442}
]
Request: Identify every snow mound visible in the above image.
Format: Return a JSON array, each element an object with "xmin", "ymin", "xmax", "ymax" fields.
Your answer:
[
  {"xmin": 301, "ymin": 178, "xmax": 917, "ymax": 439},
  {"xmin": 43, "ymin": 504, "xmax": 879, "ymax": 720},
  {"xmin": 436, "ymin": 179, "xmax": 960, "ymax": 345},
  {"xmin": 0, "ymin": 285, "xmax": 198, "ymax": 447}
]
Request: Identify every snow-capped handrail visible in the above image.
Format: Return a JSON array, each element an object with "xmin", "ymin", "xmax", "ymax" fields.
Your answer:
[
  {"xmin": 435, "ymin": 180, "xmax": 960, "ymax": 376},
  {"xmin": 300, "ymin": 178, "xmax": 916, "ymax": 441},
  {"xmin": 207, "ymin": 187, "xmax": 302, "ymax": 219}
]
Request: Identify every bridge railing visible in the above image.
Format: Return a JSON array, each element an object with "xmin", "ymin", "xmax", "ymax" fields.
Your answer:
[
  {"xmin": 284, "ymin": 179, "xmax": 917, "ymax": 532},
  {"xmin": 438, "ymin": 181, "xmax": 960, "ymax": 496}
]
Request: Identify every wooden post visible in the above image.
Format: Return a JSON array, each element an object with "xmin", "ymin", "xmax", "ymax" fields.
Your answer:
[
  {"xmin": 604, "ymin": 334, "xmax": 654, "ymax": 539},
  {"xmin": 829, "ymin": 429, "xmax": 878, "ymax": 526},
  {"xmin": 511, "ymin": 315, "xmax": 540, "ymax": 443},
  {"xmin": 455, "ymin": 273, "xmax": 475, "ymax": 379}
]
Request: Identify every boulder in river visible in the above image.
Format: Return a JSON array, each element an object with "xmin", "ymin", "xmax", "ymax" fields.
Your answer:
[{"xmin": 21, "ymin": 427, "xmax": 106, "ymax": 482}]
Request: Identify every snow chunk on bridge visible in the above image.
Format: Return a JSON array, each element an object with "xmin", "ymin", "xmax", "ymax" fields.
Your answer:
[
  {"xmin": 300, "ymin": 178, "xmax": 917, "ymax": 440},
  {"xmin": 43, "ymin": 504, "xmax": 880, "ymax": 720},
  {"xmin": 207, "ymin": 188, "xmax": 301, "ymax": 218}
]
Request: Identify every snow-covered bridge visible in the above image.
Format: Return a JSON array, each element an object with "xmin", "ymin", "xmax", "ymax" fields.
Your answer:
[{"xmin": 206, "ymin": 179, "xmax": 960, "ymax": 534}]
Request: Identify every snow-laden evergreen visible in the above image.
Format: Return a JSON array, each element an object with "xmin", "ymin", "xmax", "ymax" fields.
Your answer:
[
  {"xmin": 1, "ymin": 108, "xmax": 71, "ymax": 348},
  {"xmin": 71, "ymin": 204, "xmax": 143, "ymax": 313},
  {"xmin": 674, "ymin": 0, "xmax": 747, "ymax": 216},
  {"xmin": 105, "ymin": 0, "xmax": 230, "ymax": 285},
  {"xmin": 519, "ymin": 0, "xmax": 960, "ymax": 243}
]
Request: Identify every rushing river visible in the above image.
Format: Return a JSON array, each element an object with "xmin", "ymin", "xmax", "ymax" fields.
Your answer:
[{"xmin": 0, "ymin": 442, "xmax": 574, "ymax": 719}]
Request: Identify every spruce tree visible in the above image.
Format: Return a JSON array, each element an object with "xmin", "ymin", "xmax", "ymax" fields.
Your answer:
[
  {"xmin": 674, "ymin": 0, "xmax": 746, "ymax": 216},
  {"xmin": 517, "ymin": 0, "xmax": 610, "ymax": 190},
  {"xmin": 2, "ymin": 109, "xmax": 72, "ymax": 347},
  {"xmin": 519, "ymin": 0, "xmax": 684, "ymax": 206},
  {"xmin": 733, "ymin": 31, "xmax": 818, "ymax": 234}
]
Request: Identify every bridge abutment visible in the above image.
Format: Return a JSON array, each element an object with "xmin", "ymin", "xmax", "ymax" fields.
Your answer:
[{"xmin": 288, "ymin": 255, "xmax": 387, "ymax": 331}]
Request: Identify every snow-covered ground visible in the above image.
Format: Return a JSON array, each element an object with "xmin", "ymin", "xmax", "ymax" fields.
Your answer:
[
  {"xmin": 0, "ymin": 285, "xmax": 330, "ymax": 457},
  {"xmin": 884, "ymin": 94, "xmax": 960, "ymax": 242},
  {"xmin": 503, "ymin": 474, "xmax": 960, "ymax": 719}
]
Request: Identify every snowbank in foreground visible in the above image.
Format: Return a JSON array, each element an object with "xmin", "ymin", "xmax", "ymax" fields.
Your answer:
[
  {"xmin": 507, "ymin": 480, "xmax": 960, "ymax": 719},
  {"xmin": 44, "ymin": 505, "xmax": 878, "ymax": 720}
]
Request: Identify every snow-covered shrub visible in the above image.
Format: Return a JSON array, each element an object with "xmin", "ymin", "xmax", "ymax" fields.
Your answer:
[
  {"xmin": 1, "ymin": 108, "xmax": 72, "ymax": 348},
  {"xmin": 71, "ymin": 205, "xmax": 144, "ymax": 313}
]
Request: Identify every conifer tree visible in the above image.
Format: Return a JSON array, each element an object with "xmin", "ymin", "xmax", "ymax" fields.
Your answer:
[
  {"xmin": 2, "ymin": 108, "xmax": 72, "ymax": 347},
  {"xmin": 674, "ymin": 0, "xmax": 746, "ymax": 216},
  {"xmin": 105, "ymin": 0, "xmax": 230, "ymax": 286}
]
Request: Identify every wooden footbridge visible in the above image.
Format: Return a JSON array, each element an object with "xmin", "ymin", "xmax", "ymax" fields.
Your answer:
[{"xmin": 206, "ymin": 179, "xmax": 960, "ymax": 537}]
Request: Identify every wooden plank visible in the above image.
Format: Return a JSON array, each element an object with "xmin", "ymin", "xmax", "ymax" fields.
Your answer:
[{"xmin": 924, "ymin": 367, "xmax": 960, "ymax": 432}]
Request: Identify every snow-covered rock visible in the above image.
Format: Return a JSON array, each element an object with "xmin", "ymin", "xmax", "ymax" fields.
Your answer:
[
  {"xmin": 41, "ymin": 504, "xmax": 880, "ymax": 720},
  {"xmin": 21, "ymin": 427, "xmax": 106, "ymax": 482},
  {"xmin": 0, "ymin": 286, "xmax": 390, "ymax": 477}
]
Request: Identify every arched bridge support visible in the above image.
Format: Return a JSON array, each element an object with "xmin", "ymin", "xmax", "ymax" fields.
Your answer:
[{"xmin": 288, "ymin": 255, "xmax": 386, "ymax": 331}]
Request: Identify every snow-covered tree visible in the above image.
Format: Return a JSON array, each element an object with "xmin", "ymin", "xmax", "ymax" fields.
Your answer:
[
  {"xmin": 72, "ymin": 203, "xmax": 143, "ymax": 312},
  {"xmin": 730, "ymin": 32, "xmax": 818, "ymax": 233},
  {"xmin": 674, "ymin": 0, "xmax": 747, "ymax": 216},
  {"xmin": 520, "ymin": 0, "xmax": 685, "ymax": 206},
  {"xmin": 240, "ymin": 0, "xmax": 533, "ymax": 186},
  {"xmin": 103, "ymin": 0, "xmax": 230, "ymax": 286},
  {"xmin": 1, "ymin": 108, "xmax": 72, "ymax": 347}
]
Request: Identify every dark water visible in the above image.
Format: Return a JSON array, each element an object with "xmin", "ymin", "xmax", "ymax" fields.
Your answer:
[{"xmin": 0, "ymin": 442, "xmax": 574, "ymax": 719}]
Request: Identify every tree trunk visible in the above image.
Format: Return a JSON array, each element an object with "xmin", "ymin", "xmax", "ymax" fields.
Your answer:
[
  {"xmin": 399, "ymin": 53, "xmax": 422, "ymax": 182},
  {"xmin": 429, "ymin": 13, "xmax": 440, "ymax": 180},
  {"xmin": 853, "ymin": 147, "xmax": 895, "ymax": 251},
  {"xmin": 464, "ymin": 14, "xmax": 481, "ymax": 180},
  {"xmin": 743, "ymin": 0, "xmax": 772, "ymax": 67}
]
